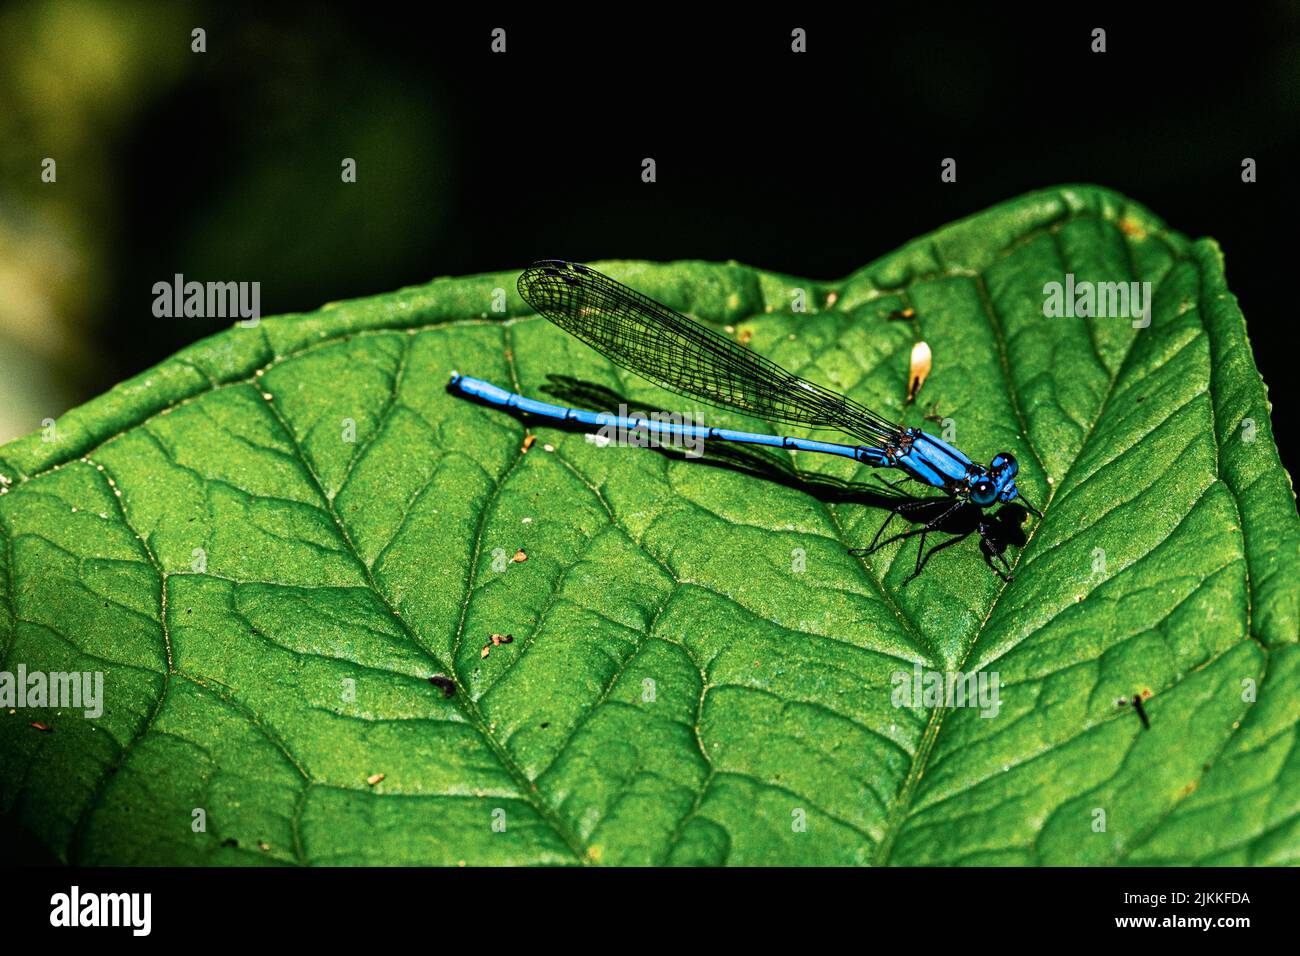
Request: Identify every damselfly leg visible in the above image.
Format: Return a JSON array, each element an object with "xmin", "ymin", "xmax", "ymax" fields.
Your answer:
[
  {"xmin": 850, "ymin": 495, "xmax": 966, "ymax": 584},
  {"xmin": 899, "ymin": 499, "xmax": 966, "ymax": 583},
  {"xmin": 849, "ymin": 493, "xmax": 935, "ymax": 556},
  {"xmin": 977, "ymin": 518, "xmax": 1015, "ymax": 582},
  {"xmin": 1017, "ymin": 494, "xmax": 1044, "ymax": 518}
]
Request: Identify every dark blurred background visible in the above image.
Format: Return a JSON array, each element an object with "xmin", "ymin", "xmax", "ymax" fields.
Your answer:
[{"xmin": 1, "ymin": 2, "xmax": 1297, "ymax": 474}]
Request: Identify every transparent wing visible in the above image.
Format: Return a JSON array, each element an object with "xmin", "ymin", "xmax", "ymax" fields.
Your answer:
[{"xmin": 517, "ymin": 260, "xmax": 903, "ymax": 445}]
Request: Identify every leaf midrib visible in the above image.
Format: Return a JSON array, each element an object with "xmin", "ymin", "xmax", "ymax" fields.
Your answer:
[{"xmin": 871, "ymin": 219, "xmax": 1164, "ymax": 864}]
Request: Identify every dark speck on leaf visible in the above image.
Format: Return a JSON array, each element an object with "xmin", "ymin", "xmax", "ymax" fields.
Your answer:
[
  {"xmin": 221, "ymin": 838, "xmax": 239, "ymax": 848},
  {"xmin": 428, "ymin": 675, "xmax": 456, "ymax": 699},
  {"xmin": 540, "ymin": 722, "xmax": 550, "ymax": 729},
  {"xmin": 1117, "ymin": 694, "xmax": 1150, "ymax": 729}
]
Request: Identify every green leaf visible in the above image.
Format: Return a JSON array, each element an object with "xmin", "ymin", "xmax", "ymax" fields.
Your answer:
[{"xmin": 2, "ymin": 185, "xmax": 1297, "ymax": 866}]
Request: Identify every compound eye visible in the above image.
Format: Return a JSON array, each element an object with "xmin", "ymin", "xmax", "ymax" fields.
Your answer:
[
  {"xmin": 990, "ymin": 452, "xmax": 1019, "ymax": 478},
  {"xmin": 971, "ymin": 479, "xmax": 995, "ymax": 505}
]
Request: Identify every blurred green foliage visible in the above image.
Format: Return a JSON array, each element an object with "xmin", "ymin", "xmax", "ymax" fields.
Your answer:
[
  {"xmin": 0, "ymin": 0, "xmax": 186, "ymax": 441},
  {"xmin": 0, "ymin": 0, "xmax": 451, "ymax": 443}
]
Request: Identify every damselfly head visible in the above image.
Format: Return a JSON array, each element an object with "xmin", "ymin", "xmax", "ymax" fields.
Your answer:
[
  {"xmin": 969, "ymin": 475, "xmax": 998, "ymax": 507},
  {"xmin": 968, "ymin": 453, "xmax": 1020, "ymax": 507},
  {"xmin": 989, "ymin": 452, "xmax": 1020, "ymax": 504},
  {"xmin": 989, "ymin": 452, "xmax": 1018, "ymax": 479},
  {"xmin": 997, "ymin": 479, "xmax": 1020, "ymax": 505}
]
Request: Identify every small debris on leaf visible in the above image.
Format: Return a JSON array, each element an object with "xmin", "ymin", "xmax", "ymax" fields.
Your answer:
[
  {"xmin": 522, "ymin": 435, "xmax": 536, "ymax": 452},
  {"xmin": 511, "ymin": 549, "xmax": 527, "ymax": 563},
  {"xmin": 366, "ymin": 772, "xmax": 385, "ymax": 786},
  {"xmin": 1132, "ymin": 695, "xmax": 1151, "ymax": 729},
  {"xmin": 906, "ymin": 340, "xmax": 932, "ymax": 404},
  {"xmin": 428, "ymin": 675, "xmax": 456, "ymax": 698},
  {"xmin": 1116, "ymin": 694, "xmax": 1151, "ymax": 730},
  {"xmin": 30, "ymin": 721, "xmax": 52, "ymax": 733}
]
